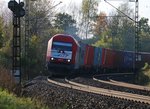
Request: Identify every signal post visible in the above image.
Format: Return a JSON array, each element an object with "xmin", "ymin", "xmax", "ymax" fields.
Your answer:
[{"xmin": 8, "ymin": 0, "xmax": 25, "ymax": 83}]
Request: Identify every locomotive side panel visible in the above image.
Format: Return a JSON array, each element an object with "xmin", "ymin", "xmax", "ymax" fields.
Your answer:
[{"xmin": 46, "ymin": 38, "xmax": 53, "ymax": 62}]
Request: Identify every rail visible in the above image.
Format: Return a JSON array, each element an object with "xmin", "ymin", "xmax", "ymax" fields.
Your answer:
[{"xmin": 47, "ymin": 77, "xmax": 150, "ymax": 104}]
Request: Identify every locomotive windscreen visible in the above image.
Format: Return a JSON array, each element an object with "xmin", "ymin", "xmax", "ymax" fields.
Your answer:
[
  {"xmin": 52, "ymin": 42, "xmax": 72, "ymax": 51},
  {"xmin": 51, "ymin": 41, "xmax": 72, "ymax": 59}
]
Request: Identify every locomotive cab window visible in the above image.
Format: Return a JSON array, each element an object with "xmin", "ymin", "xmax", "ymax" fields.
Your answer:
[{"xmin": 52, "ymin": 42, "xmax": 72, "ymax": 51}]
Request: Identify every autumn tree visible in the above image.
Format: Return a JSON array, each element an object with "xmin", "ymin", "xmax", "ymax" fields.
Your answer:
[{"xmin": 94, "ymin": 12, "xmax": 108, "ymax": 36}]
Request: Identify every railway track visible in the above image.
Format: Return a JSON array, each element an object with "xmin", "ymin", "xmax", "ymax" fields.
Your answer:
[
  {"xmin": 47, "ymin": 76, "xmax": 150, "ymax": 104},
  {"xmin": 93, "ymin": 74, "xmax": 150, "ymax": 91}
]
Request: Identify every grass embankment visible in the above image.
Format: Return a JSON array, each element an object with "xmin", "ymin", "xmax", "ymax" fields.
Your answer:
[
  {"xmin": 0, "ymin": 66, "xmax": 48, "ymax": 109},
  {"xmin": 135, "ymin": 63, "xmax": 150, "ymax": 86},
  {"xmin": 0, "ymin": 89, "xmax": 48, "ymax": 109}
]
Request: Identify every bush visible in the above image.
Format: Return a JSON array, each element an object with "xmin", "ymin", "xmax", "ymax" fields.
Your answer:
[
  {"xmin": 135, "ymin": 64, "xmax": 150, "ymax": 85},
  {"xmin": 135, "ymin": 71, "xmax": 150, "ymax": 85},
  {"xmin": 0, "ymin": 66, "xmax": 16, "ymax": 91},
  {"xmin": 0, "ymin": 89, "xmax": 48, "ymax": 109}
]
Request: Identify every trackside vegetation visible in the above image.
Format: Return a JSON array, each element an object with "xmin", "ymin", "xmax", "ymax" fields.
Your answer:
[
  {"xmin": 135, "ymin": 63, "xmax": 150, "ymax": 86},
  {"xmin": 0, "ymin": 67, "xmax": 48, "ymax": 109},
  {"xmin": 0, "ymin": 88, "xmax": 48, "ymax": 109}
]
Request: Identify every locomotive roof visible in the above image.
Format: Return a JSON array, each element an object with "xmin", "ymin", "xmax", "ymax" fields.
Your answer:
[{"xmin": 52, "ymin": 34, "xmax": 81, "ymax": 46}]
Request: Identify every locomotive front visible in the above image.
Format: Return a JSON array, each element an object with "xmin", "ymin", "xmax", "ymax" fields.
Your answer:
[{"xmin": 46, "ymin": 34, "xmax": 78, "ymax": 73}]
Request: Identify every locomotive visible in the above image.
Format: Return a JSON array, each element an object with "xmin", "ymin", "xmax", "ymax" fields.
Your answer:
[{"xmin": 46, "ymin": 34, "xmax": 150, "ymax": 75}]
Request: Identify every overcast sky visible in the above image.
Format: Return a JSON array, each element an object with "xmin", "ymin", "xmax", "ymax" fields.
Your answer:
[{"xmin": 1, "ymin": 0, "xmax": 150, "ymax": 23}]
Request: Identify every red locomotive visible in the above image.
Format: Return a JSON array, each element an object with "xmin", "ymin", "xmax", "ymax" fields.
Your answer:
[{"xmin": 46, "ymin": 34, "xmax": 150, "ymax": 75}]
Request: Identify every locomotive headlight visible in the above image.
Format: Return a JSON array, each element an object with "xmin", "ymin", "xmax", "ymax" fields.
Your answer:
[
  {"xmin": 51, "ymin": 57, "xmax": 54, "ymax": 60},
  {"xmin": 67, "ymin": 59, "xmax": 71, "ymax": 62}
]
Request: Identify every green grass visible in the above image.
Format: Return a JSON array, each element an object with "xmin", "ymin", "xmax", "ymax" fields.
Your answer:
[{"xmin": 0, "ymin": 88, "xmax": 48, "ymax": 109}]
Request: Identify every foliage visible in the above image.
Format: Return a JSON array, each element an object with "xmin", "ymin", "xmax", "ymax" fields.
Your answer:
[
  {"xmin": 79, "ymin": 0, "xmax": 98, "ymax": 39},
  {"xmin": 53, "ymin": 13, "xmax": 77, "ymax": 36},
  {"xmin": 94, "ymin": 12, "xmax": 108, "ymax": 36},
  {"xmin": 0, "ymin": 51, "xmax": 11, "ymax": 68},
  {"xmin": 26, "ymin": 35, "xmax": 44, "ymax": 77},
  {"xmin": 135, "ymin": 64, "xmax": 150, "ymax": 86},
  {"xmin": 82, "ymin": 36, "xmax": 99, "ymax": 45},
  {"xmin": 139, "ymin": 17, "xmax": 150, "ymax": 52},
  {"xmin": 0, "ymin": 16, "xmax": 4, "ymax": 48},
  {"xmin": 93, "ymin": 3, "xmax": 135, "ymax": 50},
  {"xmin": 0, "ymin": 66, "xmax": 16, "ymax": 91},
  {"xmin": 0, "ymin": 89, "xmax": 48, "ymax": 109},
  {"xmin": 93, "ymin": 31, "xmax": 114, "ymax": 48},
  {"xmin": 29, "ymin": 0, "xmax": 53, "ymax": 37},
  {"xmin": 109, "ymin": 3, "xmax": 135, "ymax": 50}
]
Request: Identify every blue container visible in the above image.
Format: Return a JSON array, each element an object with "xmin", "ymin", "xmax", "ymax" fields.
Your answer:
[
  {"xmin": 123, "ymin": 51, "xmax": 134, "ymax": 69},
  {"xmin": 94, "ymin": 47, "xmax": 102, "ymax": 66}
]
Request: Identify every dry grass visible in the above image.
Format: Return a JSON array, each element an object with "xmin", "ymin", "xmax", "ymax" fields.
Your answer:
[{"xmin": 0, "ymin": 66, "xmax": 16, "ymax": 91}]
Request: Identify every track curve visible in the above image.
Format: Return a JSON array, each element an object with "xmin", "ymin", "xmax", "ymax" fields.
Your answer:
[
  {"xmin": 47, "ymin": 76, "xmax": 150, "ymax": 104},
  {"xmin": 93, "ymin": 75, "xmax": 150, "ymax": 91}
]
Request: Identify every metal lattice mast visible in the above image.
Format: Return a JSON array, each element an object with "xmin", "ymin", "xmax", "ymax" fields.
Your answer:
[
  {"xmin": 25, "ymin": 0, "xmax": 30, "ymax": 80},
  {"xmin": 135, "ymin": 0, "xmax": 140, "ymax": 62},
  {"xmin": 8, "ymin": 0, "xmax": 25, "ymax": 83},
  {"xmin": 12, "ymin": 14, "xmax": 21, "ymax": 83}
]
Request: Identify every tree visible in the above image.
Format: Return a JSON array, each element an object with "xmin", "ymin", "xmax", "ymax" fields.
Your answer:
[
  {"xmin": 29, "ymin": 0, "xmax": 54, "ymax": 37},
  {"xmin": 79, "ymin": 0, "xmax": 98, "ymax": 39},
  {"xmin": 53, "ymin": 13, "xmax": 77, "ymax": 36},
  {"xmin": 107, "ymin": 3, "xmax": 135, "ymax": 50},
  {"xmin": 93, "ymin": 3, "xmax": 135, "ymax": 50},
  {"xmin": 139, "ymin": 17, "xmax": 150, "ymax": 52},
  {"xmin": 94, "ymin": 12, "xmax": 108, "ymax": 36},
  {"xmin": 22, "ymin": 0, "xmax": 58, "ymax": 77},
  {"xmin": 139, "ymin": 17, "xmax": 150, "ymax": 37}
]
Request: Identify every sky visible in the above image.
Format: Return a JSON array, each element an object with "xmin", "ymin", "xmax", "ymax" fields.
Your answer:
[{"xmin": 0, "ymin": 0, "xmax": 150, "ymax": 23}]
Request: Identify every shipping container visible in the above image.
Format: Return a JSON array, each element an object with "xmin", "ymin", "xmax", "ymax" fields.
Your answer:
[
  {"xmin": 122, "ymin": 51, "xmax": 134, "ymax": 69},
  {"xmin": 84, "ymin": 45, "xmax": 94, "ymax": 67},
  {"xmin": 78, "ymin": 41, "xmax": 86, "ymax": 67},
  {"xmin": 94, "ymin": 47, "xmax": 102, "ymax": 67},
  {"xmin": 114, "ymin": 50, "xmax": 124, "ymax": 69},
  {"xmin": 101, "ymin": 48, "xmax": 117, "ymax": 69}
]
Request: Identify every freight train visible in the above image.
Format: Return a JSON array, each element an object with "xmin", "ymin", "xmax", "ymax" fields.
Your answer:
[{"xmin": 46, "ymin": 34, "xmax": 150, "ymax": 75}]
